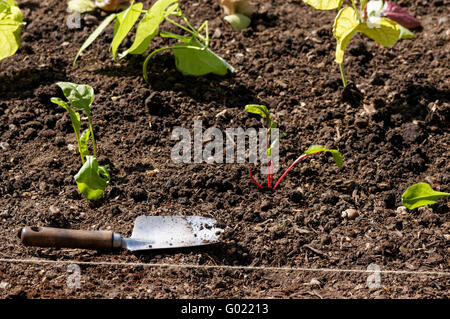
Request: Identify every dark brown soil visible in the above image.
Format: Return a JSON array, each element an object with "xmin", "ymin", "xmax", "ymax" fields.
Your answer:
[{"xmin": 0, "ymin": 0, "xmax": 449, "ymax": 299}]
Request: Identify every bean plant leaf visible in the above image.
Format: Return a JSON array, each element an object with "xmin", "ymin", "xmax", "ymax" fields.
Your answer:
[
  {"xmin": 73, "ymin": 13, "xmax": 117, "ymax": 66},
  {"xmin": 0, "ymin": 0, "xmax": 22, "ymax": 61},
  {"xmin": 111, "ymin": 2, "xmax": 143, "ymax": 60},
  {"xmin": 74, "ymin": 155, "xmax": 110, "ymax": 200},
  {"xmin": 303, "ymin": 145, "xmax": 343, "ymax": 169},
  {"xmin": 357, "ymin": 17, "xmax": 400, "ymax": 48},
  {"xmin": 56, "ymin": 82, "xmax": 94, "ymax": 113},
  {"xmin": 50, "ymin": 97, "xmax": 81, "ymax": 143},
  {"xmin": 303, "ymin": 0, "xmax": 343, "ymax": 10},
  {"xmin": 333, "ymin": 7, "xmax": 359, "ymax": 64},
  {"xmin": 125, "ymin": 0, "xmax": 178, "ymax": 56},
  {"xmin": 402, "ymin": 183, "xmax": 450, "ymax": 210},
  {"xmin": 79, "ymin": 129, "xmax": 91, "ymax": 159},
  {"xmin": 171, "ymin": 37, "xmax": 234, "ymax": 76}
]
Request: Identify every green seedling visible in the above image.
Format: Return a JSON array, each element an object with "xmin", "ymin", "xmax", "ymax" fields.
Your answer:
[
  {"xmin": 73, "ymin": 0, "xmax": 234, "ymax": 83},
  {"xmin": 245, "ymin": 105, "xmax": 342, "ymax": 189},
  {"xmin": 51, "ymin": 82, "xmax": 110, "ymax": 200},
  {"xmin": 219, "ymin": 0, "xmax": 254, "ymax": 31},
  {"xmin": 402, "ymin": 183, "xmax": 450, "ymax": 210},
  {"xmin": 302, "ymin": 0, "xmax": 420, "ymax": 86},
  {"xmin": 0, "ymin": 0, "xmax": 22, "ymax": 61}
]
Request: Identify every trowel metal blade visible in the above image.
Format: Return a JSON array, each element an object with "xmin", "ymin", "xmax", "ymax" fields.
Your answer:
[{"xmin": 121, "ymin": 216, "xmax": 224, "ymax": 251}]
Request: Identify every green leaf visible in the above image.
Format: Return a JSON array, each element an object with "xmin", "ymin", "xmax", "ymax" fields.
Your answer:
[
  {"xmin": 0, "ymin": 1, "xmax": 22, "ymax": 61},
  {"xmin": 357, "ymin": 17, "xmax": 400, "ymax": 48},
  {"xmin": 171, "ymin": 38, "xmax": 234, "ymax": 76},
  {"xmin": 303, "ymin": 0, "xmax": 343, "ymax": 10},
  {"xmin": 244, "ymin": 104, "xmax": 270, "ymax": 119},
  {"xmin": 79, "ymin": 129, "xmax": 91, "ymax": 158},
  {"xmin": 303, "ymin": 145, "xmax": 343, "ymax": 169},
  {"xmin": 111, "ymin": 2, "xmax": 143, "ymax": 60},
  {"xmin": 224, "ymin": 13, "xmax": 251, "ymax": 31},
  {"xmin": 402, "ymin": 183, "xmax": 450, "ymax": 210},
  {"xmin": 125, "ymin": 0, "xmax": 178, "ymax": 56},
  {"xmin": 73, "ymin": 13, "xmax": 117, "ymax": 66},
  {"xmin": 398, "ymin": 24, "xmax": 414, "ymax": 39},
  {"xmin": 74, "ymin": 155, "xmax": 110, "ymax": 200},
  {"xmin": 56, "ymin": 82, "xmax": 94, "ymax": 113},
  {"xmin": 333, "ymin": 6, "xmax": 359, "ymax": 64},
  {"xmin": 50, "ymin": 97, "xmax": 81, "ymax": 143}
]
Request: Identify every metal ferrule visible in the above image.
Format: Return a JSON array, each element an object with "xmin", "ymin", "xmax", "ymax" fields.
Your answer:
[{"xmin": 112, "ymin": 233, "xmax": 122, "ymax": 248}]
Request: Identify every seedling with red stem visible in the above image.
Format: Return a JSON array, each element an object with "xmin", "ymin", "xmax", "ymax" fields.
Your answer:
[{"xmin": 245, "ymin": 105, "xmax": 343, "ymax": 190}]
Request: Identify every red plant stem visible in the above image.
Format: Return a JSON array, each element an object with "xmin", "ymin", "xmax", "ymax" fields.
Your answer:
[
  {"xmin": 266, "ymin": 129, "xmax": 271, "ymax": 188},
  {"xmin": 272, "ymin": 152, "xmax": 321, "ymax": 190},
  {"xmin": 249, "ymin": 166, "xmax": 263, "ymax": 189}
]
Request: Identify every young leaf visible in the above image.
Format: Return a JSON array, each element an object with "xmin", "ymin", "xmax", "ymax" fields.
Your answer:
[
  {"xmin": 74, "ymin": 155, "xmax": 110, "ymax": 200},
  {"xmin": 73, "ymin": 13, "xmax": 117, "ymax": 66},
  {"xmin": 244, "ymin": 104, "xmax": 270, "ymax": 119},
  {"xmin": 333, "ymin": 6, "xmax": 359, "ymax": 64},
  {"xmin": 397, "ymin": 24, "xmax": 414, "ymax": 39},
  {"xmin": 357, "ymin": 17, "xmax": 400, "ymax": 48},
  {"xmin": 224, "ymin": 13, "xmax": 251, "ymax": 31},
  {"xmin": 171, "ymin": 38, "xmax": 234, "ymax": 76},
  {"xmin": 79, "ymin": 129, "xmax": 91, "ymax": 159},
  {"xmin": 0, "ymin": 0, "xmax": 22, "ymax": 61},
  {"xmin": 303, "ymin": 0, "xmax": 343, "ymax": 10},
  {"xmin": 56, "ymin": 82, "xmax": 94, "ymax": 113},
  {"xmin": 303, "ymin": 145, "xmax": 343, "ymax": 169},
  {"xmin": 381, "ymin": 1, "xmax": 421, "ymax": 29},
  {"xmin": 125, "ymin": 0, "xmax": 179, "ymax": 56},
  {"xmin": 50, "ymin": 97, "xmax": 82, "ymax": 143},
  {"xmin": 111, "ymin": 2, "xmax": 143, "ymax": 60},
  {"xmin": 402, "ymin": 183, "xmax": 450, "ymax": 210}
]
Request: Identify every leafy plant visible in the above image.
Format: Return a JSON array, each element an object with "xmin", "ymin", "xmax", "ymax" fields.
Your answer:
[
  {"xmin": 73, "ymin": 0, "xmax": 234, "ymax": 83},
  {"xmin": 245, "ymin": 105, "xmax": 342, "ymax": 189},
  {"xmin": 302, "ymin": 0, "xmax": 420, "ymax": 86},
  {"xmin": 51, "ymin": 82, "xmax": 110, "ymax": 200},
  {"xmin": 0, "ymin": 0, "xmax": 22, "ymax": 61},
  {"xmin": 402, "ymin": 183, "xmax": 450, "ymax": 210}
]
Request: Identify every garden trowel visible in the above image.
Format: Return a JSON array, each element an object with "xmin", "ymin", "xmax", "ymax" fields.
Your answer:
[{"xmin": 19, "ymin": 216, "xmax": 223, "ymax": 251}]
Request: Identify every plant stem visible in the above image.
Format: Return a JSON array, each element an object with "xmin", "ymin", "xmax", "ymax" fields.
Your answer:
[
  {"xmin": 87, "ymin": 116, "xmax": 97, "ymax": 158},
  {"xmin": 249, "ymin": 166, "xmax": 263, "ymax": 189},
  {"xmin": 273, "ymin": 152, "xmax": 320, "ymax": 190},
  {"xmin": 339, "ymin": 63, "xmax": 347, "ymax": 87},
  {"xmin": 164, "ymin": 16, "xmax": 200, "ymax": 40},
  {"xmin": 266, "ymin": 128, "xmax": 271, "ymax": 188}
]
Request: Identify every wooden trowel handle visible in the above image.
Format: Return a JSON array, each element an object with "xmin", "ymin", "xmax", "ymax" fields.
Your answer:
[{"xmin": 19, "ymin": 226, "xmax": 115, "ymax": 250}]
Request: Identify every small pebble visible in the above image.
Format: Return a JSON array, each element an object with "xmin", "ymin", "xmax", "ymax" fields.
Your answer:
[
  {"xmin": 396, "ymin": 206, "xmax": 408, "ymax": 215},
  {"xmin": 49, "ymin": 205, "xmax": 60, "ymax": 215},
  {"xmin": 341, "ymin": 208, "xmax": 359, "ymax": 220},
  {"xmin": 0, "ymin": 142, "xmax": 9, "ymax": 150}
]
